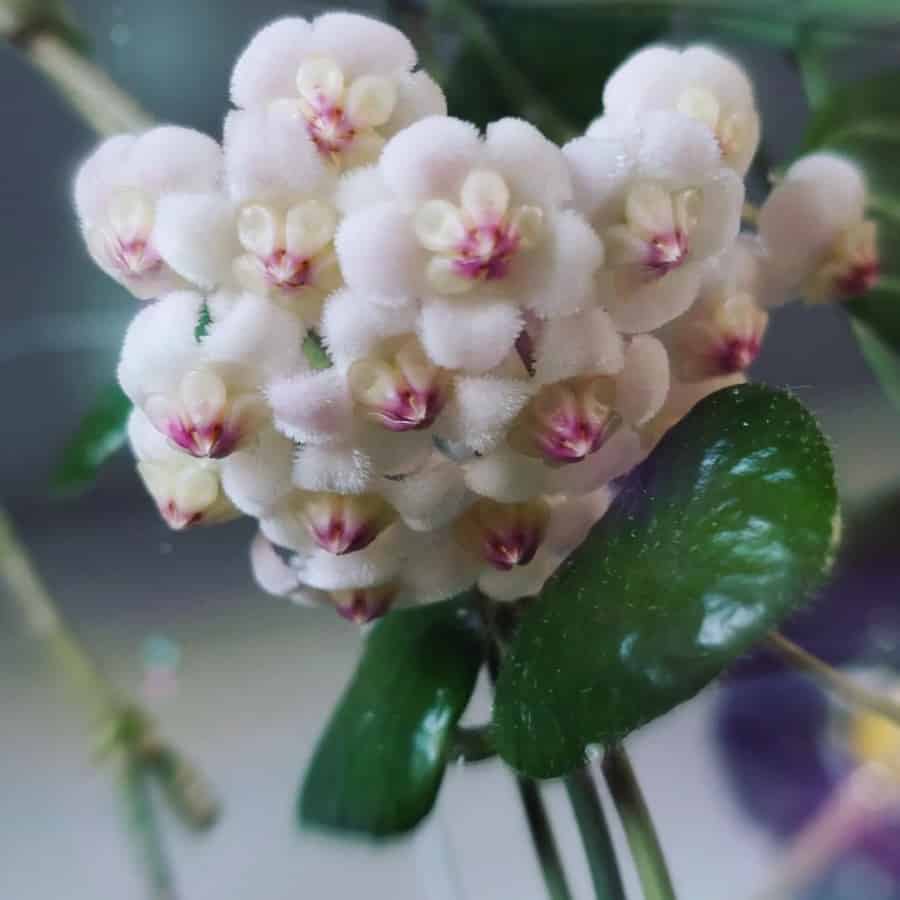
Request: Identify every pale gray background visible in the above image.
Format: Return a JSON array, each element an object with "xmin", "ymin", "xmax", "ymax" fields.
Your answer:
[{"xmin": 2, "ymin": 2, "xmax": 900, "ymax": 898}]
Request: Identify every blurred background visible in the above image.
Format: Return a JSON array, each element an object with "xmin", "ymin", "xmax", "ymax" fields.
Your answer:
[{"xmin": 2, "ymin": 1, "xmax": 900, "ymax": 898}]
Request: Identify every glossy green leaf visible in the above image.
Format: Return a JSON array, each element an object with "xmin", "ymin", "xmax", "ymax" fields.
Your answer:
[
  {"xmin": 51, "ymin": 381, "xmax": 131, "ymax": 495},
  {"xmin": 493, "ymin": 385, "xmax": 838, "ymax": 778},
  {"xmin": 300, "ymin": 594, "xmax": 484, "ymax": 837},
  {"xmin": 802, "ymin": 71, "xmax": 900, "ymax": 408}
]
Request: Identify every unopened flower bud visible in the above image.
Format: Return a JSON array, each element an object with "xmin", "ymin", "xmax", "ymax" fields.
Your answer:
[
  {"xmin": 455, "ymin": 498, "xmax": 551, "ymax": 570},
  {"xmin": 330, "ymin": 583, "xmax": 398, "ymax": 623},
  {"xmin": 510, "ymin": 377, "xmax": 621, "ymax": 465},
  {"xmin": 301, "ymin": 492, "xmax": 396, "ymax": 555},
  {"xmin": 146, "ymin": 368, "xmax": 265, "ymax": 459},
  {"xmin": 349, "ymin": 338, "xmax": 450, "ymax": 431},
  {"xmin": 673, "ymin": 293, "xmax": 768, "ymax": 381},
  {"xmin": 806, "ymin": 220, "xmax": 880, "ymax": 303}
]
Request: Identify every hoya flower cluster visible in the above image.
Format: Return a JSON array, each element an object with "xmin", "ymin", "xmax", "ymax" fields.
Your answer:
[{"xmin": 74, "ymin": 16, "xmax": 880, "ymax": 624}]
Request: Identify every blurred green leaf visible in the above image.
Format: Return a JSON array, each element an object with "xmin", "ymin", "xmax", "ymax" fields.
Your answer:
[
  {"xmin": 302, "ymin": 330, "xmax": 332, "ymax": 370},
  {"xmin": 493, "ymin": 385, "xmax": 838, "ymax": 778},
  {"xmin": 300, "ymin": 593, "xmax": 484, "ymax": 837},
  {"xmin": 194, "ymin": 300, "xmax": 212, "ymax": 343},
  {"xmin": 431, "ymin": 0, "xmax": 670, "ymax": 136},
  {"xmin": 802, "ymin": 71, "xmax": 900, "ymax": 408},
  {"xmin": 52, "ymin": 382, "xmax": 131, "ymax": 495}
]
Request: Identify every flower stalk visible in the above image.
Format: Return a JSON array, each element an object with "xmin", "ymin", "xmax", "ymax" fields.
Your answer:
[
  {"xmin": 603, "ymin": 744, "xmax": 678, "ymax": 900},
  {"xmin": 2, "ymin": 0, "xmax": 152, "ymax": 136},
  {"xmin": 768, "ymin": 630, "xmax": 900, "ymax": 728}
]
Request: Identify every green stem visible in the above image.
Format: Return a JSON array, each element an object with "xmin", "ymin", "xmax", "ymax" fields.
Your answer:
[
  {"xmin": 603, "ymin": 744, "xmax": 677, "ymax": 900},
  {"xmin": 768, "ymin": 631, "xmax": 900, "ymax": 728},
  {"xmin": 2, "ymin": 0, "xmax": 152, "ymax": 135},
  {"xmin": 516, "ymin": 776, "xmax": 576, "ymax": 900},
  {"xmin": 448, "ymin": 724, "xmax": 495, "ymax": 764},
  {"xmin": 564, "ymin": 766, "xmax": 627, "ymax": 900},
  {"xmin": 122, "ymin": 755, "xmax": 178, "ymax": 900}
]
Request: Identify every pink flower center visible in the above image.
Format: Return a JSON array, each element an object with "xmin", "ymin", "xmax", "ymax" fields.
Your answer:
[
  {"xmin": 166, "ymin": 420, "xmax": 241, "ymax": 460},
  {"xmin": 646, "ymin": 230, "xmax": 689, "ymax": 277},
  {"xmin": 717, "ymin": 336, "xmax": 761, "ymax": 375},
  {"xmin": 262, "ymin": 249, "xmax": 312, "ymax": 291},
  {"xmin": 305, "ymin": 97, "xmax": 356, "ymax": 156},
  {"xmin": 112, "ymin": 237, "xmax": 162, "ymax": 278},
  {"xmin": 837, "ymin": 260, "xmax": 880, "ymax": 298},
  {"xmin": 452, "ymin": 222, "xmax": 521, "ymax": 282},
  {"xmin": 374, "ymin": 386, "xmax": 447, "ymax": 432}
]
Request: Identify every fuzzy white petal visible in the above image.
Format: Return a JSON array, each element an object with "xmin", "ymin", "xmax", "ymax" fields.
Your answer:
[
  {"xmin": 336, "ymin": 203, "xmax": 425, "ymax": 298},
  {"xmin": 637, "ymin": 111, "xmax": 722, "ymax": 187},
  {"xmin": 219, "ymin": 427, "xmax": 295, "ymax": 517},
  {"xmin": 230, "ymin": 17, "xmax": 313, "ymax": 108},
  {"xmin": 118, "ymin": 291, "xmax": 206, "ymax": 401},
  {"xmin": 485, "ymin": 117, "xmax": 573, "ymax": 209},
  {"xmin": 525, "ymin": 210, "xmax": 604, "ymax": 317},
  {"xmin": 153, "ymin": 193, "xmax": 239, "ymax": 290},
  {"xmin": 448, "ymin": 375, "xmax": 533, "ymax": 454},
  {"xmin": 534, "ymin": 308, "xmax": 625, "ymax": 385},
  {"xmin": 546, "ymin": 427, "xmax": 644, "ymax": 494},
  {"xmin": 73, "ymin": 135, "xmax": 136, "ymax": 223},
  {"xmin": 267, "ymin": 369, "xmax": 354, "ymax": 444},
  {"xmin": 334, "ymin": 165, "xmax": 392, "ymax": 216},
  {"xmin": 614, "ymin": 335, "xmax": 670, "ymax": 426},
  {"xmin": 378, "ymin": 461, "xmax": 472, "ymax": 532},
  {"xmin": 463, "ymin": 447, "xmax": 548, "ymax": 502},
  {"xmin": 293, "ymin": 443, "xmax": 372, "ymax": 494},
  {"xmin": 603, "ymin": 46, "xmax": 680, "ymax": 118},
  {"xmin": 202, "ymin": 293, "xmax": 302, "ymax": 376},
  {"xmin": 224, "ymin": 107, "xmax": 334, "ymax": 205},
  {"xmin": 419, "ymin": 297, "xmax": 522, "ymax": 373},
  {"xmin": 388, "ymin": 70, "xmax": 448, "ymax": 134},
  {"xmin": 320, "ymin": 288, "xmax": 419, "ymax": 370},
  {"xmin": 309, "ymin": 12, "xmax": 416, "ymax": 77},
  {"xmin": 563, "ymin": 133, "xmax": 635, "ymax": 223},
  {"xmin": 379, "ymin": 116, "xmax": 482, "ymax": 205},
  {"xmin": 600, "ymin": 261, "xmax": 702, "ymax": 334}
]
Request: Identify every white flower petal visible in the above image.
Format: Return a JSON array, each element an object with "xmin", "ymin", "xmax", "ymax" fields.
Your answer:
[
  {"xmin": 267, "ymin": 369, "xmax": 354, "ymax": 444},
  {"xmin": 378, "ymin": 460, "xmax": 471, "ymax": 532},
  {"xmin": 419, "ymin": 297, "xmax": 523, "ymax": 373},
  {"xmin": 534, "ymin": 308, "xmax": 625, "ymax": 385},
  {"xmin": 388, "ymin": 70, "xmax": 448, "ymax": 134},
  {"xmin": 154, "ymin": 193, "xmax": 239, "ymax": 290},
  {"xmin": 223, "ymin": 106, "xmax": 334, "ymax": 205},
  {"xmin": 636, "ymin": 111, "xmax": 722, "ymax": 187},
  {"xmin": 294, "ymin": 443, "xmax": 373, "ymax": 494},
  {"xmin": 546, "ymin": 427, "xmax": 644, "ymax": 494},
  {"xmin": 219, "ymin": 427, "xmax": 296, "ymax": 517},
  {"xmin": 334, "ymin": 165, "xmax": 392, "ymax": 216},
  {"xmin": 600, "ymin": 261, "xmax": 702, "ymax": 334},
  {"xmin": 603, "ymin": 45, "xmax": 680, "ymax": 119},
  {"xmin": 449, "ymin": 375, "xmax": 533, "ymax": 454},
  {"xmin": 379, "ymin": 116, "xmax": 482, "ymax": 205},
  {"xmin": 230, "ymin": 17, "xmax": 313, "ymax": 108},
  {"xmin": 336, "ymin": 202, "xmax": 425, "ymax": 298},
  {"xmin": 310, "ymin": 12, "xmax": 416, "ymax": 77},
  {"xmin": 73, "ymin": 135, "xmax": 135, "ymax": 224},
  {"xmin": 464, "ymin": 447, "xmax": 548, "ymax": 502},
  {"xmin": 485, "ymin": 117, "xmax": 573, "ymax": 209},
  {"xmin": 614, "ymin": 335, "xmax": 670, "ymax": 426}
]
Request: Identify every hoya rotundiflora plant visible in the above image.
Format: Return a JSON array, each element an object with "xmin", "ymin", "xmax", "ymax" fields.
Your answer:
[{"xmin": 5, "ymin": 4, "xmax": 900, "ymax": 899}]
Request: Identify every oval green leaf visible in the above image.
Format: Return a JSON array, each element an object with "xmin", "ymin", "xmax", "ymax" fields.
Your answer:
[
  {"xmin": 300, "ymin": 593, "xmax": 484, "ymax": 838},
  {"xmin": 51, "ymin": 381, "xmax": 131, "ymax": 495},
  {"xmin": 493, "ymin": 385, "xmax": 839, "ymax": 779}
]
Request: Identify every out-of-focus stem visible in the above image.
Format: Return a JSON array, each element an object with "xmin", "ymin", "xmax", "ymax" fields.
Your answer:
[
  {"xmin": 1, "ymin": 0, "xmax": 152, "ymax": 136},
  {"xmin": 603, "ymin": 744, "xmax": 677, "ymax": 900},
  {"xmin": 769, "ymin": 631, "xmax": 900, "ymax": 728},
  {"xmin": 516, "ymin": 776, "xmax": 576, "ymax": 900},
  {"xmin": 564, "ymin": 766, "xmax": 627, "ymax": 900}
]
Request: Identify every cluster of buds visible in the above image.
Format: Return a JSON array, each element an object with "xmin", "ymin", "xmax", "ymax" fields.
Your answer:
[{"xmin": 73, "ymin": 15, "xmax": 880, "ymax": 624}]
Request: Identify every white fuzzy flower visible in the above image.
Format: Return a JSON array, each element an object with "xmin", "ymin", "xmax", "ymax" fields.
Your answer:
[
  {"xmin": 230, "ymin": 13, "xmax": 446, "ymax": 170},
  {"xmin": 74, "ymin": 127, "xmax": 222, "ymax": 299},
  {"xmin": 128, "ymin": 409, "xmax": 238, "ymax": 530},
  {"xmin": 335, "ymin": 116, "xmax": 604, "ymax": 371},
  {"xmin": 153, "ymin": 106, "xmax": 341, "ymax": 326},
  {"xmin": 758, "ymin": 153, "xmax": 879, "ymax": 303},
  {"xmin": 660, "ymin": 243, "xmax": 768, "ymax": 382},
  {"xmin": 119, "ymin": 291, "xmax": 302, "ymax": 459},
  {"xmin": 565, "ymin": 111, "xmax": 744, "ymax": 333},
  {"xmin": 603, "ymin": 45, "xmax": 760, "ymax": 175},
  {"xmin": 463, "ymin": 331, "xmax": 669, "ymax": 502}
]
